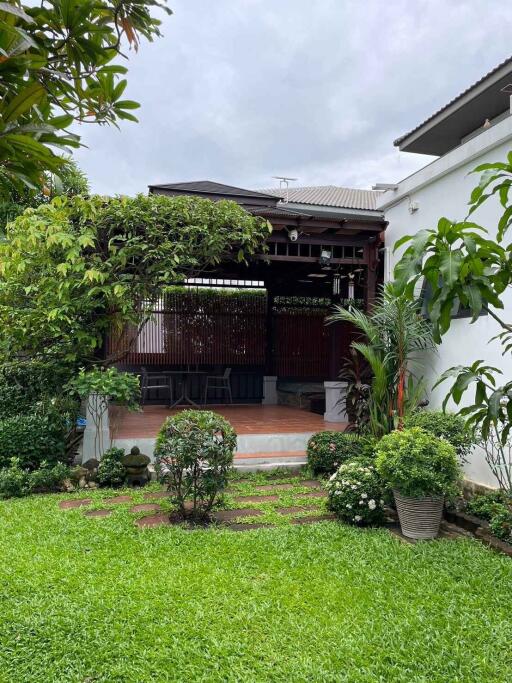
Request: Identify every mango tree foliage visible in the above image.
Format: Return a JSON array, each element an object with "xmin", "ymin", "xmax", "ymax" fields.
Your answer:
[
  {"xmin": 393, "ymin": 152, "xmax": 512, "ymax": 441},
  {"xmin": 0, "ymin": 0, "xmax": 170, "ymax": 195},
  {"xmin": 0, "ymin": 193, "xmax": 271, "ymax": 365}
]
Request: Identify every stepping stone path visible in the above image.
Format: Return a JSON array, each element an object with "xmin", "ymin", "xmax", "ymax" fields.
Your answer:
[
  {"xmin": 59, "ymin": 499, "xmax": 92, "ymax": 509},
  {"xmin": 58, "ymin": 481, "xmax": 332, "ymax": 531},
  {"xmin": 234, "ymin": 494, "xmax": 279, "ymax": 503},
  {"xmin": 84, "ymin": 509, "xmax": 112, "ymax": 518},
  {"xmin": 213, "ymin": 509, "xmax": 262, "ymax": 522},
  {"xmin": 136, "ymin": 513, "xmax": 171, "ymax": 528},
  {"xmin": 130, "ymin": 503, "xmax": 161, "ymax": 513},
  {"xmin": 103, "ymin": 495, "xmax": 132, "ymax": 504}
]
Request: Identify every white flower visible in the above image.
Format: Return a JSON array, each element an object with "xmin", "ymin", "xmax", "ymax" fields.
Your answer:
[
  {"xmin": 354, "ymin": 515, "xmax": 362, "ymax": 522},
  {"xmin": 368, "ymin": 499, "xmax": 376, "ymax": 510},
  {"xmin": 380, "ymin": 499, "xmax": 384, "ymax": 505},
  {"xmin": 361, "ymin": 492, "xmax": 368, "ymax": 499},
  {"xmin": 329, "ymin": 473, "xmax": 337, "ymax": 481},
  {"xmin": 351, "ymin": 485, "xmax": 357, "ymax": 490},
  {"xmin": 346, "ymin": 504, "xmax": 352, "ymax": 509},
  {"xmin": 334, "ymin": 490, "xmax": 342, "ymax": 496},
  {"xmin": 359, "ymin": 500, "xmax": 364, "ymax": 505}
]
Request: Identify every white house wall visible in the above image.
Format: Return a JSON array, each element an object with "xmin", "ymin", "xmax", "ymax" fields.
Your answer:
[{"xmin": 378, "ymin": 116, "xmax": 512, "ymax": 487}]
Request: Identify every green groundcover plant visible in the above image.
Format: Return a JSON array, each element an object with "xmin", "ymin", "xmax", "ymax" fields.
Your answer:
[
  {"xmin": 155, "ymin": 410, "xmax": 236, "ymax": 520},
  {"xmin": 307, "ymin": 432, "xmax": 376, "ymax": 476},
  {"xmin": 376, "ymin": 427, "xmax": 461, "ymax": 499},
  {"xmin": 467, "ymin": 491, "xmax": 512, "ymax": 542},
  {"xmin": 326, "ymin": 460, "xmax": 386, "ymax": 525},
  {"xmin": 404, "ymin": 410, "xmax": 475, "ymax": 463}
]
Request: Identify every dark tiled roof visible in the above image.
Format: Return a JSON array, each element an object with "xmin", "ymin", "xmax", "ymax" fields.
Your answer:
[
  {"xmin": 394, "ymin": 55, "xmax": 512, "ymax": 147},
  {"xmin": 148, "ymin": 180, "xmax": 277, "ymax": 200},
  {"xmin": 258, "ymin": 185, "xmax": 383, "ymax": 211}
]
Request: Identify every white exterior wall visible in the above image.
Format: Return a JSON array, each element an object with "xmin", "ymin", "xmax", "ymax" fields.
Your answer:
[{"xmin": 378, "ymin": 116, "xmax": 512, "ymax": 487}]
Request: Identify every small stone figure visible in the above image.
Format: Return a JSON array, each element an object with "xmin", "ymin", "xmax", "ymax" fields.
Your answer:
[{"xmin": 122, "ymin": 446, "xmax": 151, "ymax": 487}]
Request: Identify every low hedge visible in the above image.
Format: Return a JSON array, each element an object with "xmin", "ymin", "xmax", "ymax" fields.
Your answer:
[
  {"xmin": 307, "ymin": 431, "xmax": 376, "ymax": 476},
  {"xmin": 0, "ymin": 411, "xmax": 68, "ymax": 470}
]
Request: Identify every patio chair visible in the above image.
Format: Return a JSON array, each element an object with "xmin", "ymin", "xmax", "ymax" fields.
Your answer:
[
  {"xmin": 204, "ymin": 367, "xmax": 233, "ymax": 404},
  {"xmin": 140, "ymin": 367, "xmax": 174, "ymax": 405}
]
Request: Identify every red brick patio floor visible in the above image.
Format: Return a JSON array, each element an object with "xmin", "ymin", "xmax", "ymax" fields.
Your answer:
[{"xmin": 110, "ymin": 404, "xmax": 347, "ymax": 439}]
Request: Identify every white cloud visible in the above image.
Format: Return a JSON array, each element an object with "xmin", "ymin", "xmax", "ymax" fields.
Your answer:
[{"xmin": 74, "ymin": 0, "xmax": 512, "ymax": 195}]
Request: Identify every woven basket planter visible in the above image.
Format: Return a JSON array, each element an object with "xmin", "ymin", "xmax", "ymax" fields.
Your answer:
[{"xmin": 393, "ymin": 490, "xmax": 444, "ymax": 540}]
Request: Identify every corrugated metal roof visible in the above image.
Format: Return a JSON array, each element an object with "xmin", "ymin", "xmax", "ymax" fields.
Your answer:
[
  {"xmin": 258, "ymin": 185, "xmax": 383, "ymax": 211},
  {"xmin": 149, "ymin": 181, "xmax": 277, "ymax": 200},
  {"xmin": 394, "ymin": 55, "xmax": 512, "ymax": 147}
]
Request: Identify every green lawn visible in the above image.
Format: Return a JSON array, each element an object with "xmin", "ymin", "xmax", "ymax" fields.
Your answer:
[{"xmin": 1, "ymin": 475, "xmax": 512, "ymax": 682}]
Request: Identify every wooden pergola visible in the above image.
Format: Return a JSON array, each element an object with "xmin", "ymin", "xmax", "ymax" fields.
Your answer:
[{"xmin": 110, "ymin": 181, "xmax": 386, "ymax": 406}]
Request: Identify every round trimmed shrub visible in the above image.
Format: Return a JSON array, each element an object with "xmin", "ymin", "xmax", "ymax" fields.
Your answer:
[
  {"xmin": 97, "ymin": 447, "xmax": 126, "ymax": 487},
  {"xmin": 155, "ymin": 410, "xmax": 236, "ymax": 520},
  {"xmin": 307, "ymin": 431, "xmax": 376, "ymax": 476},
  {"xmin": 326, "ymin": 460, "xmax": 386, "ymax": 525},
  {"xmin": 375, "ymin": 427, "xmax": 461, "ymax": 499},
  {"xmin": 403, "ymin": 410, "xmax": 474, "ymax": 463}
]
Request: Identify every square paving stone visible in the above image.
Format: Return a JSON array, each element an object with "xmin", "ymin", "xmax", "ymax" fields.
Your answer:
[
  {"xmin": 135, "ymin": 513, "xmax": 171, "ymax": 528},
  {"xmin": 59, "ymin": 499, "xmax": 92, "ymax": 509},
  {"xmin": 213, "ymin": 508, "xmax": 262, "ymax": 522},
  {"xmin": 103, "ymin": 495, "xmax": 132, "ymax": 504},
  {"xmin": 255, "ymin": 484, "xmax": 295, "ymax": 491},
  {"xmin": 300, "ymin": 480, "xmax": 323, "ymax": 488},
  {"xmin": 130, "ymin": 503, "xmax": 161, "ymax": 513},
  {"xmin": 234, "ymin": 495, "xmax": 279, "ymax": 503},
  {"xmin": 84, "ymin": 509, "xmax": 112, "ymax": 518}
]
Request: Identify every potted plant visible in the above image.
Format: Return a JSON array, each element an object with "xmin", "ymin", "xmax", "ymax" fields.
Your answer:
[{"xmin": 375, "ymin": 427, "xmax": 461, "ymax": 539}]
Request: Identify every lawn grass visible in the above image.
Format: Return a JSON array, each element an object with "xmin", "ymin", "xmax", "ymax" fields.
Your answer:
[{"xmin": 1, "ymin": 473, "xmax": 512, "ymax": 682}]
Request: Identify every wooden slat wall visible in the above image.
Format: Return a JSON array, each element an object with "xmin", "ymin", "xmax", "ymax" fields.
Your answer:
[{"xmin": 108, "ymin": 290, "xmax": 267, "ymax": 366}]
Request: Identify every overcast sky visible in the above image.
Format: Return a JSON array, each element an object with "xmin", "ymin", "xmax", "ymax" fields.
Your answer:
[{"xmin": 75, "ymin": 0, "xmax": 512, "ymax": 196}]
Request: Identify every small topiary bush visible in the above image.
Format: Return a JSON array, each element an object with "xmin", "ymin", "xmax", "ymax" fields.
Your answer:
[
  {"xmin": 97, "ymin": 447, "xmax": 126, "ymax": 487},
  {"xmin": 326, "ymin": 459, "xmax": 386, "ymax": 525},
  {"xmin": 307, "ymin": 431, "xmax": 376, "ymax": 476},
  {"xmin": 0, "ymin": 458, "xmax": 29, "ymax": 499},
  {"xmin": 155, "ymin": 410, "xmax": 236, "ymax": 521},
  {"xmin": 403, "ymin": 410, "xmax": 474, "ymax": 463},
  {"xmin": 376, "ymin": 427, "xmax": 461, "ymax": 499}
]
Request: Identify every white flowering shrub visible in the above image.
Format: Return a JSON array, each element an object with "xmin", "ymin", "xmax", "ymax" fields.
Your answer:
[{"xmin": 326, "ymin": 460, "xmax": 386, "ymax": 525}]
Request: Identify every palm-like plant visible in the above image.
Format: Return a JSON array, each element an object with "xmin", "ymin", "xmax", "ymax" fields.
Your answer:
[{"xmin": 329, "ymin": 285, "xmax": 435, "ymax": 437}]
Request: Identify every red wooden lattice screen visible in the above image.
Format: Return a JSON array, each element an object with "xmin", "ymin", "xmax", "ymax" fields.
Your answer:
[{"xmin": 108, "ymin": 289, "xmax": 267, "ymax": 366}]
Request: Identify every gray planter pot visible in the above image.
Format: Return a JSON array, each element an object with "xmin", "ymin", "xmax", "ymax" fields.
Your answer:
[{"xmin": 393, "ymin": 490, "xmax": 444, "ymax": 540}]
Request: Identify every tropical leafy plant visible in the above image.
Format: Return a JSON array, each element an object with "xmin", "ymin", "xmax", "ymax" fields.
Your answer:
[
  {"xmin": 393, "ymin": 153, "xmax": 512, "ymax": 455},
  {"xmin": 0, "ymin": 1, "xmax": 170, "ymax": 195},
  {"xmin": 329, "ymin": 285, "xmax": 434, "ymax": 437},
  {"xmin": 376, "ymin": 427, "xmax": 461, "ymax": 499}
]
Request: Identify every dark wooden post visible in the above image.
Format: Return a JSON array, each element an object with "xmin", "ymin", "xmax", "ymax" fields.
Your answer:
[
  {"xmin": 264, "ymin": 289, "xmax": 274, "ymax": 375},
  {"xmin": 365, "ymin": 241, "xmax": 378, "ymax": 310}
]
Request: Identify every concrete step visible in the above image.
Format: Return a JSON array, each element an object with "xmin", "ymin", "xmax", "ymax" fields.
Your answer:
[{"xmin": 234, "ymin": 450, "xmax": 307, "ymax": 472}]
